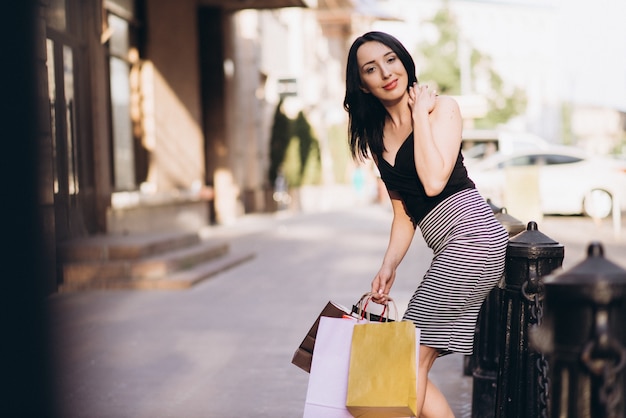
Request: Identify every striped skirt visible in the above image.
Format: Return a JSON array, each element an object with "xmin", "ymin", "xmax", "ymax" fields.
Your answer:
[{"xmin": 402, "ymin": 188, "xmax": 508, "ymax": 355}]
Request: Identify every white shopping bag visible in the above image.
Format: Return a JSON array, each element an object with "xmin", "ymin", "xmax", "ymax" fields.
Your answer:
[{"xmin": 303, "ymin": 316, "xmax": 360, "ymax": 418}]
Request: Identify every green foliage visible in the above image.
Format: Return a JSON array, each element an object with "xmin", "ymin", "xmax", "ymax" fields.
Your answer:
[
  {"xmin": 283, "ymin": 134, "xmax": 322, "ymax": 187},
  {"xmin": 294, "ymin": 112, "xmax": 314, "ymax": 176},
  {"xmin": 416, "ymin": 3, "xmax": 526, "ymax": 127},
  {"xmin": 301, "ymin": 138, "xmax": 322, "ymax": 185},
  {"xmin": 268, "ymin": 100, "xmax": 292, "ymax": 185},
  {"xmin": 418, "ymin": 5, "xmax": 461, "ymax": 94},
  {"xmin": 268, "ymin": 105, "xmax": 322, "ymax": 188},
  {"xmin": 282, "ymin": 137, "xmax": 302, "ymax": 187},
  {"xmin": 471, "ymin": 52, "xmax": 527, "ymax": 128},
  {"xmin": 328, "ymin": 123, "xmax": 351, "ymax": 184}
]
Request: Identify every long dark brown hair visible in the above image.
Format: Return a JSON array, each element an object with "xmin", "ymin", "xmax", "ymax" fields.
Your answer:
[{"xmin": 344, "ymin": 31, "xmax": 418, "ymax": 160}]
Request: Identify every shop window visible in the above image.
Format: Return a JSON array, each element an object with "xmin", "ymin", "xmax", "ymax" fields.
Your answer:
[
  {"xmin": 105, "ymin": 0, "xmax": 142, "ymax": 191},
  {"xmin": 108, "ymin": 13, "xmax": 135, "ymax": 190},
  {"xmin": 46, "ymin": 2, "xmax": 80, "ymax": 198}
]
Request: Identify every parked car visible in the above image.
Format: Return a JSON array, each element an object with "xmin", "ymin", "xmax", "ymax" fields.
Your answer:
[
  {"xmin": 462, "ymin": 129, "xmax": 551, "ymax": 164},
  {"xmin": 465, "ymin": 146, "xmax": 626, "ymax": 218}
]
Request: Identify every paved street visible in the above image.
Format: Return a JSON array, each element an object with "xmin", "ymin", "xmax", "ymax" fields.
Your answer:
[{"xmin": 47, "ymin": 203, "xmax": 626, "ymax": 418}]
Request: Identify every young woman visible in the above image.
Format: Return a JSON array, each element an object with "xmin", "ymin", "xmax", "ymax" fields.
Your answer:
[{"xmin": 344, "ymin": 31, "xmax": 508, "ymax": 417}]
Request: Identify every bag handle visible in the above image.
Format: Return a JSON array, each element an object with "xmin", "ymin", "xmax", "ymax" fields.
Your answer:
[{"xmin": 355, "ymin": 292, "xmax": 399, "ymax": 322}]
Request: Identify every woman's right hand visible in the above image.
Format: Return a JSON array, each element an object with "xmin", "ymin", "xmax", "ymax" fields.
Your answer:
[
  {"xmin": 408, "ymin": 83, "xmax": 437, "ymax": 117},
  {"xmin": 371, "ymin": 265, "xmax": 396, "ymax": 304}
]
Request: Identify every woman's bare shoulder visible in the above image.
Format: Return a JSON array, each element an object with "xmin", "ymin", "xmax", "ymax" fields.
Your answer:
[
  {"xmin": 430, "ymin": 95, "xmax": 463, "ymax": 145},
  {"xmin": 433, "ymin": 95, "xmax": 460, "ymax": 113},
  {"xmin": 431, "ymin": 95, "xmax": 462, "ymax": 124}
]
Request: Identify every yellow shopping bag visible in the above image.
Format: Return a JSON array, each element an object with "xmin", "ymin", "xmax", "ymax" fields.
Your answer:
[{"xmin": 346, "ymin": 320, "xmax": 419, "ymax": 417}]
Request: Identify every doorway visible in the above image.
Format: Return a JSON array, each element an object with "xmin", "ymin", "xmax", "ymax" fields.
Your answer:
[{"xmin": 45, "ymin": 0, "xmax": 93, "ymax": 239}]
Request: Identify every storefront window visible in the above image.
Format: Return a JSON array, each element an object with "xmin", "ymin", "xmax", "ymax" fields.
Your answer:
[
  {"xmin": 110, "ymin": 56, "xmax": 135, "ymax": 190},
  {"xmin": 108, "ymin": 13, "xmax": 130, "ymax": 57},
  {"xmin": 46, "ymin": 39, "xmax": 59, "ymax": 194},
  {"xmin": 107, "ymin": 12, "xmax": 136, "ymax": 191},
  {"xmin": 63, "ymin": 45, "xmax": 79, "ymax": 195}
]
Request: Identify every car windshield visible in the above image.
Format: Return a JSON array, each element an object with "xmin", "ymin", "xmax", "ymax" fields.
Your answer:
[
  {"xmin": 496, "ymin": 153, "xmax": 583, "ymax": 169},
  {"xmin": 543, "ymin": 154, "xmax": 582, "ymax": 165}
]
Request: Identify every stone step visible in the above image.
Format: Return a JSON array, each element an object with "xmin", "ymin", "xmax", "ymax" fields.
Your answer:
[
  {"xmin": 61, "ymin": 240, "xmax": 231, "ymax": 284},
  {"xmin": 58, "ymin": 231, "xmax": 202, "ymax": 262},
  {"xmin": 57, "ymin": 230, "xmax": 256, "ymax": 292},
  {"xmin": 58, "ymin": 249, "xmax": 255, "ymax": 291}
]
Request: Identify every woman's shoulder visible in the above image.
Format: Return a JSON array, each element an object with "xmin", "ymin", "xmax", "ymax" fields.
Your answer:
[
  {"xmin": 434, "ymin": 95, "xmax": 460, "ymax": 112},
  {"xmin": 431, "ymin": 95, "xmax": 461, "ymax": 120}
]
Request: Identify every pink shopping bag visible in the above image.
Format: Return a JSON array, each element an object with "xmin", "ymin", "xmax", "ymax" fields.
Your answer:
[{"xmin": 303, "ymin": 316, "xmax": 361, "ymax": 417}]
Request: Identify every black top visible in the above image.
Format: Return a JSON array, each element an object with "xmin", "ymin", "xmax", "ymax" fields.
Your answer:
[{"xmin": 376, "ymin": 132, "xmax": 475, "ymax": 225}]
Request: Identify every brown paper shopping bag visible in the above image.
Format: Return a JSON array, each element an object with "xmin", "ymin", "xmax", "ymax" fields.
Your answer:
[
  {"xmin": 292, "ymin": 293, "xmax": 389, "ymax": 373},
  {"xmin": 291, "ymin": 301, "xmax": 354, "ymax": 373},
  {"xmin": 346, "ymin": 320, "xmax": 420, "ymax": 417}
]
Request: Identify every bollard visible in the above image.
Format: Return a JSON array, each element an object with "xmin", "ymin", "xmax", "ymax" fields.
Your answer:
[
  {"xmin": 535, "ymin": 242, "xmax": 626, "ymax": 418},
  {"xmin": 470, "ymin": 205, "xmax": 525, "ymax": 418},
  {"xmin": 494, "ymin": 207, "xmax": 527, "ymax": 238},
  {"xmin": 465, "ymin": 204, "xmax": 515, "ymax": 374},
  {"xmin": 494, "ymin": 221, "xmax": 564, "ymax": 418}
]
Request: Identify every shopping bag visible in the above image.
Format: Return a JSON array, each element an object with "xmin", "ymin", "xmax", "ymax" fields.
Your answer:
[
  {"xmin": 302, "ymin": 316, "xmax": 360, "ymax": 417},
  {"xmin": 346, "ymin": 320, "xmax": 420, "ymax": 417},
  {"xmin": 351, "ymin": 292, "xmax": 395, "ymax": 323},
  {"xmin": 292, "ymin": 293, "xmax": 385, "ymax": 373},
  {"xmin": 292, "ymin": 301, "xmax": 355, "ymax": 373}
]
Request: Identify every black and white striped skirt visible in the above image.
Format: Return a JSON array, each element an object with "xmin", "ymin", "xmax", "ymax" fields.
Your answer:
[{"xmin": 402, "ymin": 188, "xmax": 508, "ymax": 355}]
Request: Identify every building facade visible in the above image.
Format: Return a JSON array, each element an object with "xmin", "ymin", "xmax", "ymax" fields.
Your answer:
[{"xmin": 34, "ymin": 0, "xmax": 380, "ymax": 291}]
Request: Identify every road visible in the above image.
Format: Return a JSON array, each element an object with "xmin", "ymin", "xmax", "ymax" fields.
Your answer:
[{"xmin": 47, "ymin": 203, "xmax": 626, "ymax": 417}]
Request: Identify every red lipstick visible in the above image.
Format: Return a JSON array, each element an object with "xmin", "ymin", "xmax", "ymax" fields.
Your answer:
[{"xmin": 383, "ymin": 79, "xmax": 398, "ymax": 90}]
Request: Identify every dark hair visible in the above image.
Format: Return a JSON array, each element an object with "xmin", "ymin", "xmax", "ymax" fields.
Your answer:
[{"xmin": 343, "ymin": 31, "xmax": 418, "ymax": 160}]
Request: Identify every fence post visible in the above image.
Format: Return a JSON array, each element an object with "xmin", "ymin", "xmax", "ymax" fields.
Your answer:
[
  {"xmin": 534, "ymin": 242, "xmax": 626, "ymax": 417},
  {"xmin": 494, "ymin": 221, "xmax": 564, "ymax": 418},
  {"xmin": 470, "ymin": 206, "xmax": 525, "ymax": 418}
]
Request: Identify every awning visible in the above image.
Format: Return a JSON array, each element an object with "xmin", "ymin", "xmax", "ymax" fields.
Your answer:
[{"xmin": 199, "ymin": 0, "xmax": 312, "ymax": 10}]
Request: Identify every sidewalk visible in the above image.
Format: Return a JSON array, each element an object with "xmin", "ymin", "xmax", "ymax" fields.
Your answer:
[{"xmin": 47, "ymin": 204, "xmax": 626, "ymax": 418}]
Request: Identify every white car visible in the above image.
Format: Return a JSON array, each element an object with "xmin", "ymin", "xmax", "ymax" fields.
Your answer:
[{"xmin": 465, "ymin": 146, "xmax": 626, "ymax": 218}]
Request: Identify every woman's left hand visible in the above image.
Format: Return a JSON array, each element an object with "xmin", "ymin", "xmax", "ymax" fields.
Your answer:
[{"xmin": 408, "ymin": 83, "xmax": 437, "ymax": 116}]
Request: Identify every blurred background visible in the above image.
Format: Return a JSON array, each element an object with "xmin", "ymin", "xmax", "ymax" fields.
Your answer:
[{"xmin": 31, "ymin": 0, "xmax": 626, "ymax": 291}]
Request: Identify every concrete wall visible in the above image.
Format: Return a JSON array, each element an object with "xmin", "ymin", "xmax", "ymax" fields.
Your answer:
[
  {"xmin": 142, "ymin": 0, "xmax": 205, "ymax": 192},
  {"xmin": 108, "ymin": 2, "xmax": 357, "ymax": 229}
]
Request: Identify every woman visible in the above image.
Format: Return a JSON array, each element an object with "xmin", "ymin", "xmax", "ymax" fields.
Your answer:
[{"xmin": 344, "ymin": 31, "xmax": 508, "ymax": 417}]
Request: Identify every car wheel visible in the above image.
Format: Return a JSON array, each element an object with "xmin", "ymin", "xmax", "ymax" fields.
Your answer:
[{"xmin": 583, "ymin": 189, "xmax": 613, "ymax": 219}]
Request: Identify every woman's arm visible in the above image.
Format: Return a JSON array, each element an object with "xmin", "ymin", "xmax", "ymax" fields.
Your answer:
[
  {"xmin": 408, "ymin": 85, "xmax": 463, "ymax": 196},
  {"xmin": 371, "ymin": 192, "xmax": 416, "ymax": 303}
]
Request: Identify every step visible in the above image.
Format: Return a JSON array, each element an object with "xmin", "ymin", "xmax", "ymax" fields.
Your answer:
[
  {"xmin": 61, "ymin": 240, "xmax": 230, "ymax": 284},
  {"xmin": 58, "ymin": 249, "xmax": 256, "ymax": 291},
  {"xmin": 57, "ymin": 231, "xmax": 202, "ymax": 262}
]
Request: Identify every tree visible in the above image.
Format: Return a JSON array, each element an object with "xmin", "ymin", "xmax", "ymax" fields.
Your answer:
[
  {"xmin": 268, "ymin": 99, "xmax": 291, "ymax": 185},
  {"xmin": 294, "ymin": 111, "xmax": 313, "ymax": 177},
  {"xmin": 469, "ymin": 49, "xmax": 527, "ymax": 128},
  {"xmin": 418, "ymin": 4, "xmax": 461, "ymax": 95},
  {"xmin": 416, "ymin": 3, "xmax": 526, "ymax": 127},
  {"xmin": 268, "ymin": 105, "xmax": 321, "ymax": 189},
  {"xmin": 294, "ymin": 111, "xmax": 322, "ymax": 185},
  {"xmin": 282, "ymin": 111, "xmax": 321, "ymax": 187}
]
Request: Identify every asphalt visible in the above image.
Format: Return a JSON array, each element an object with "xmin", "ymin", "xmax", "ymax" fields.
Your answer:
[{"xmin": 46, "ymin": 202, "xmax": 626, "ymax": 418}]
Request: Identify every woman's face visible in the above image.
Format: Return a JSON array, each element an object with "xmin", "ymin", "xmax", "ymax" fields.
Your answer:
[{"xmin": 356, "ymin": 41, "xmax": 409, "ymax": 102}]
